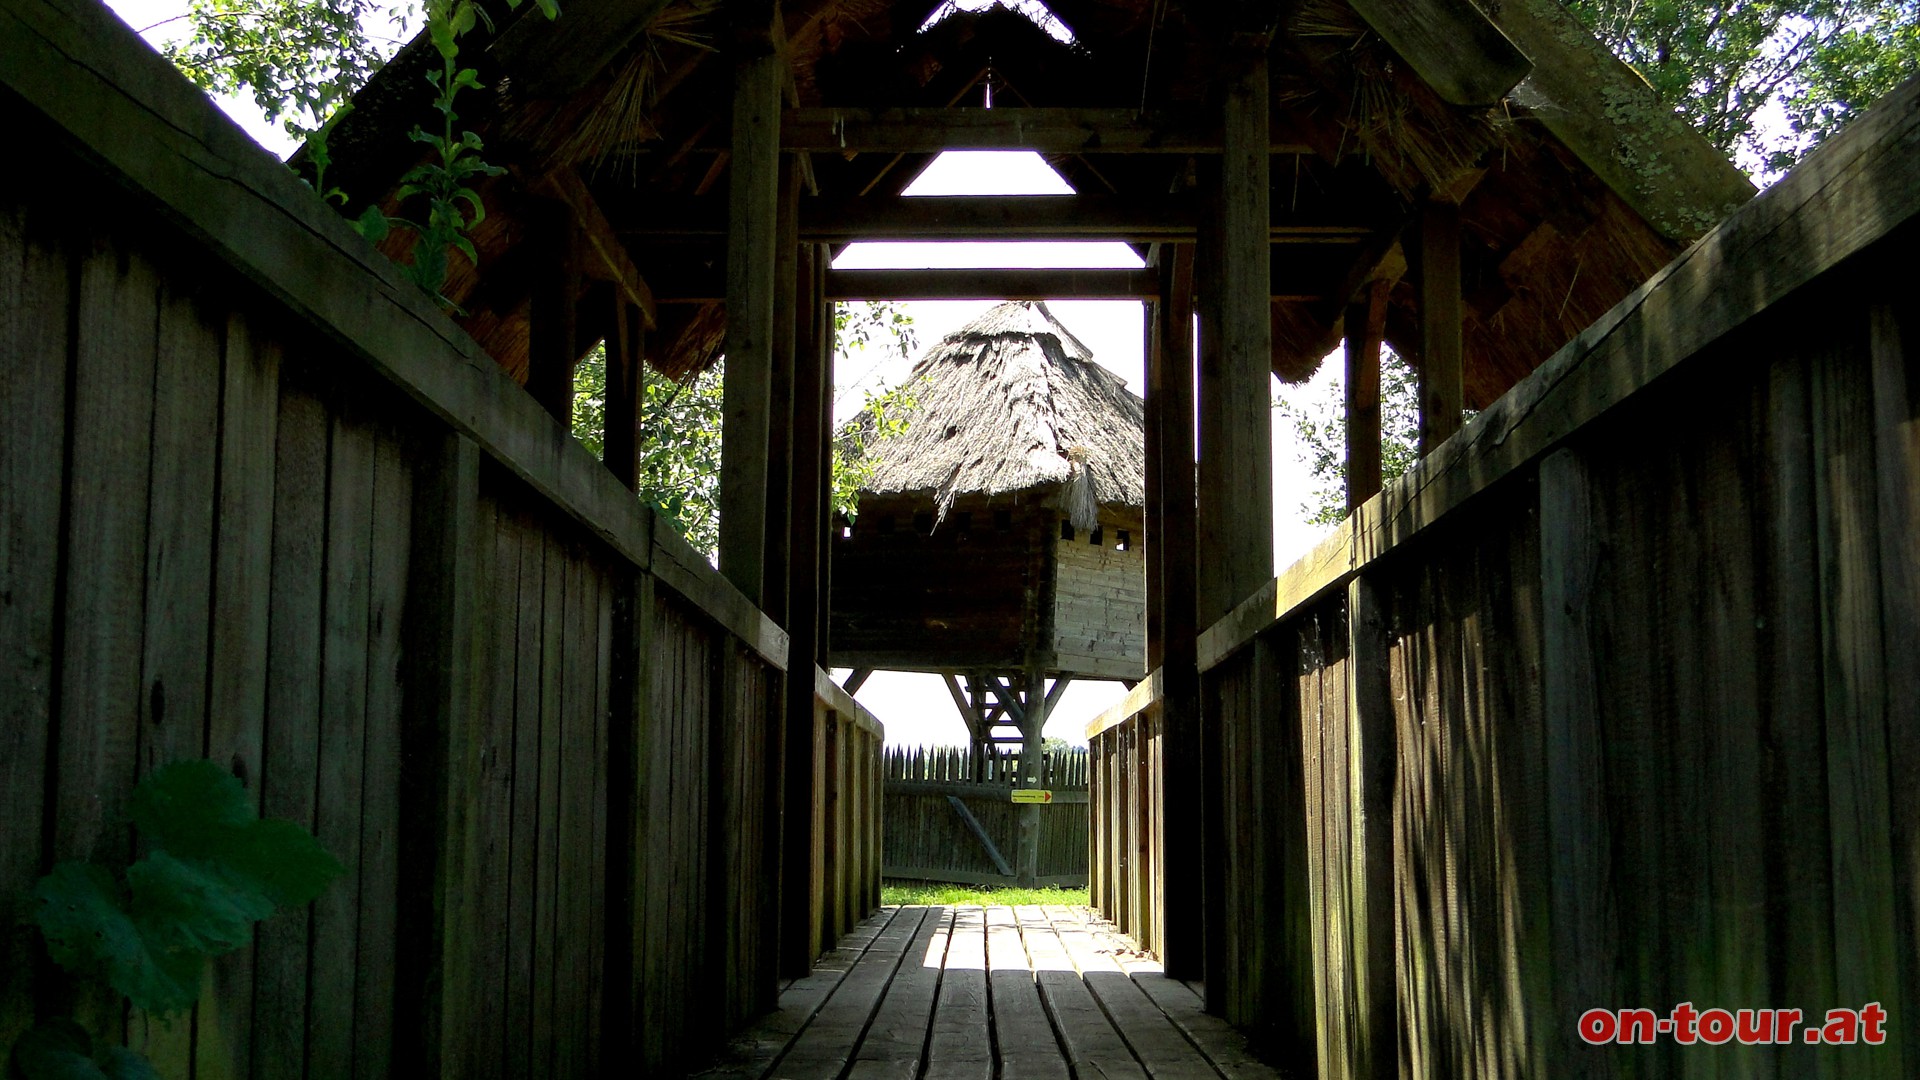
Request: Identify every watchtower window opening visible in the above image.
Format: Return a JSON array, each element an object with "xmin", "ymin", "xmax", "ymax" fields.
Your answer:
[
  {"xmin": 995, "ymin": 509, "xmax": 1012, "ymax": 532},
  {"xmin": 1089, "ymin": 526, "xmax": 1103, "ymax": 547},
  {"xmin": 878, "ymin": 515, "xmax": 895, "ymax": 536},
  {"xmin": 1061, "ymin": 520, "xmax": 1074, "ymax": 541},
  {"xmin": 914, "ymin": 511, "xmax": 935, "ymax": 535},
  {"xmin": 956, "ymin": 511, "xmax": 973, "ymax": 538},
  {"xmin": 1117, "ymin": 529, "xmax": 1131, "ymax": 551}
]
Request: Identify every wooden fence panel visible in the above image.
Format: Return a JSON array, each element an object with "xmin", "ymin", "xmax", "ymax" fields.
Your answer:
[
  {"xmin": 1086, "ymin": 68, "xmax": 1920, "ymax": 1080},
  {"xmin": 880, "ymin": 746, "xmax": 1090, "ymax": 885},
  {"xmin": 0, "ymin": 5, "xmax": 895, "ymax": 1072}
]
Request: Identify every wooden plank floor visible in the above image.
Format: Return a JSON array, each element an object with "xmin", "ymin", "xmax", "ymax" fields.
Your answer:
[{"xmin": 693, "ymin": 907, "xmax": 1283, "ymax": 1080}]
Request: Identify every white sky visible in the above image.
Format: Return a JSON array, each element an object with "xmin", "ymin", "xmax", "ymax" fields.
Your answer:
[{"xmin": 98, "ymin": 0, "xmax": 1344, "ymax": 748}]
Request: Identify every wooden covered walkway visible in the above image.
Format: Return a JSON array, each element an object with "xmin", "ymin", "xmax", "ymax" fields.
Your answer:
[{"xmin": 699, "ymin": 907, "xmax": 1278, "ymax": 1080}]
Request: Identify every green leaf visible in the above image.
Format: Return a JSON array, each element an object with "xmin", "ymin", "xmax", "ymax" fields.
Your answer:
[
  {"xmin": 128, "ymin": 760, "xmax": 251, "ymax": 857},
  {"xmin": 31, "ymin": 864, "xmax": 203, "ymax": 1016},
  {"xmin": 128, "ymin": 851, "xmax": 273, "ymax": 957},
  {"xmin": 355, "ymin": 205, "xmax": 392, "ymax": 244},
  {"xmin": 8, "ymin": 1018, "xmax": 101, "ymax": 1080},
  {"xmin": 93, "ymin": 1047, "xmax": 163, "ymax": 1080}
]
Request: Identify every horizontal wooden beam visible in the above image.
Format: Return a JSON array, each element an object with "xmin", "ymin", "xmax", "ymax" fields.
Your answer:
[
  {"xmin": 826, "ymin": 268, "xmax": 1160, "ymax": 300},
  {"xmin": 1345, "ymin": 0, "xmax": 1531, "ymax": 106},
  {"xmin": 618, "ymin": 195, "xmax": 1373, "ymax": 243},
  {"xmin": 777, "ymin": 108, "xmax": 1315, "ymax": 154}
]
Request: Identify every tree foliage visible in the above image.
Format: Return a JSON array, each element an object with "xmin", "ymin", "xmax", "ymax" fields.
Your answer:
[
  {"xmin": 1567, "ymin": 0, "xmax": 1920, "ymax": 170},
  {"xmin": 572, "ymin": 301, "xmax": 922, "ymax": 560},
  {"xmin": 1274, "ymin": 349, "xmax": 1421, "ymax": 528},
  {"xmin": 162, "ymin": 0, "xmax": 398, "ymax": 139}
]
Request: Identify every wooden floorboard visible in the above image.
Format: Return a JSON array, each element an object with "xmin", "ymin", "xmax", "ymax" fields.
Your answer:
[{"xmin": 707, "ymin": 906, "xmax": 1268, "ymax": 1080}]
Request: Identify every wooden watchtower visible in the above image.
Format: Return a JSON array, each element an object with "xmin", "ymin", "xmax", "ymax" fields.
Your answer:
[{"xmin": 829, "ymin": 301, "xmax": 1147, "ymax": 770}]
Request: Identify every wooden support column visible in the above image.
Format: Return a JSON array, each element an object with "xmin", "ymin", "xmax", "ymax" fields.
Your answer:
[
  {"xmin": 1345, "ymin": 575, "xmax": 1396, "ymax": 1080},
  {"xmin": 1196, "ymin": 39, "xmax": 1273, "ymax": 1016},
  {"xmin": 718, "ymin": 0, "xmax": 783, "ymax": 604},
  {"xmin": 1149, "ymin": 245, "xmax": 1203, "ymax": 977},
  {"xmin": 1417, "ymin": 200, "xmax": 1463, "ymax": 455},
  {"xmin": 780, "ymin": 238, "xmax": 830, "ymax": 977},
  {"xmin": 1345, "ymin": 280, "xmax": 1388, "ymax": 511},
  {"xmin": 1016, "ymin": 666, "xmax": 1048, "ymax": 886},
  {"xmin": 528, "ymin": 202, "xmax": 580, "ymax": 424},
  {"xmin": 604, "ymin": 297, "xmax": 645, "ymax": 490},
  {"xmin": 763, "ymin": 158, "xmax": 801, "ymax": 623},
  {"xmin": 1195, "ymin": 46, "xmax": 1274, "ymax": 623}
]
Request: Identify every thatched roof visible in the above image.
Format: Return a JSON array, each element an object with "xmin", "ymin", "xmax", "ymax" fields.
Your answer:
[{"xmin": 850, "ymin": 302, "xmax": 1144, "ymax": 526}]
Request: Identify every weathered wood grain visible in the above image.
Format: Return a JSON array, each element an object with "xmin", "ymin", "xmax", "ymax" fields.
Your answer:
[
  {"xmin": 196, "ymin": 313, "xmax": 281, "ymax": 1080},
  {"xmin": 308, "ymin": 401, "xmax": 376, "ymax": 1078},
  {"xmin": 252, "ymin": 374, "xmax": 329, "ymax": 1079},
  {"xmin": 0, "ymin": 200, "xmax": 68, "ymax": 1054}
]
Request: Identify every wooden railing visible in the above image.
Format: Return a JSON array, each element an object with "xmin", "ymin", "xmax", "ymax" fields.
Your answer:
[
  {"xmin": 811, "ymin": 671, "xmax": 884, "ymax": 958},
  {"xmin": 1090, "ymin": 78, "xmax": 1920, "ymax": 1078},
  {"xmin": 881, "ymin": 744, "xmax": 1090, "ymax": 886},
  {"xmin": 1085, "ymin": 674, "xmax": 1164, "ymax": 954},
  {"xmin": 0, "ymin": 3, "xmax": 880, "ymax": 1075}
]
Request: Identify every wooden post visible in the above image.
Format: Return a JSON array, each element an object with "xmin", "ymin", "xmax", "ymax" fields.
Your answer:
[
  {"xmin": 1017, "ymin": 666, "xmax": 1048, "ymax": 886},
  {"xmin": 604, "ymin": 297, "xmax": 645, "ymax": 490},
  {"xmin": 1345, "ymin": 280, "xmax": 1388, "ymax": 511},
  {"xmin": 1150, "ymin": 245, "xmax": 1203, "ymax": 978},
  {"xmin": 1196, "ymin": 39, "xmax": 1273, "ymax": 1015},
  {"xmin": 1195, "ymin": 47, "xmax": 1274, "ymax": 623},
  {"xmin": 1345, "ymin": 575, "xmax": 1396, "ymax": 1080},
  {"xmin": 763, "ymin": 158, "xmax": 801, "ymax": 618},
  {"xmin": 718, "ymin": 0, "xmax": 782, "ymax": 604},
  {"xmin": 1417, "ymin": 200, "xmax": 1463, "ymax": 456},
  {"xmin": 781, "ymin": 240, "xmax": 831, "ymax": 977},
  {"xmin": 528, "ymin": 202, "xmax": 580, "ymax": 424}
]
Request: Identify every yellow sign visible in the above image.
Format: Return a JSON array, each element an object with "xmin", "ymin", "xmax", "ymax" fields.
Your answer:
[{"xmin": 1011, "ymin": 789, "xmax": 1054, "ymax": 804}]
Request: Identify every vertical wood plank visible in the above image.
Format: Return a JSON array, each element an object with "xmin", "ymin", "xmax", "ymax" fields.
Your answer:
[
  {"xmin": 503, "ymin": 511, "xmax": 545, "ymax": 1076},
  {"xmin": 252, "ymin": 374, "xmax": 329, "ymax": 1080},
  {"xmin": 52, "ymin": 237, "xmax": 158, "ymax": 1039},
  {"xmin": 1347, "ymin": 576, "xmax": 1396, "ymax": 1080},
  {"xmin": 1810, "ymin": 323, "xmax": 1903, "ymax": 1079},
  {"xmin": 0, "ymin": 204, "xmax": 69, "ymax": 1052},
  {"xmin": 195, "ymin": 313, "xmax": 280, "ymax": 1080},
  {"xmin": 306, "ymin": 403, "xmax": 376, "ymax": 1079},
  {"xmin": 353, "ymin": 424, "xmax": 412, "ymax": 1079},
  {"xmin": 1538, "ymin": 449, "xmax": 1615, "ymax": 1078},
  {"xmin": 130, "ymin": 275, "xmax": 222, "ymax": 1072},
  {"xmin": 396, "ymin": 433, "xmax": 479, "ymax": 1078},
  {"xmin": 530, "ymin": 531, "xmax": 567, "ymax": 1073},
  {"xmin": 1868, "ymin": 296, "xmax": 1920, "ymax": 1062}
]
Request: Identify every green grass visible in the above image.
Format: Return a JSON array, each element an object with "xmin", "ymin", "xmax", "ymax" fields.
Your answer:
[{"xmin": 881, "ymin": 881, "xmax": 1090, "ymax": 907}]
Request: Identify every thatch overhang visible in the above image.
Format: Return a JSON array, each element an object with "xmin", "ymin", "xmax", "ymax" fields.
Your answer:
[
  {"xmin": 845, "ymin": 300, "xmax": 1144, "ymax": 526},
  {"xmin": 311, "ymin": 0, "xmax": 1756, "ymax": 410}
]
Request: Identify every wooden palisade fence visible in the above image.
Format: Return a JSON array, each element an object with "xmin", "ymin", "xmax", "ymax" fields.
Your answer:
[
  {"xmin": 0, "ymin": 1, "xmax": 882, "ymax": 1075},
  {"xmin": 1091, "ymin": 77, "xmax": 1920, "ymax": 1079},
  {"xmin": 882, "ymin": 744, "xmax": 1089, "ymax": 886}
]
